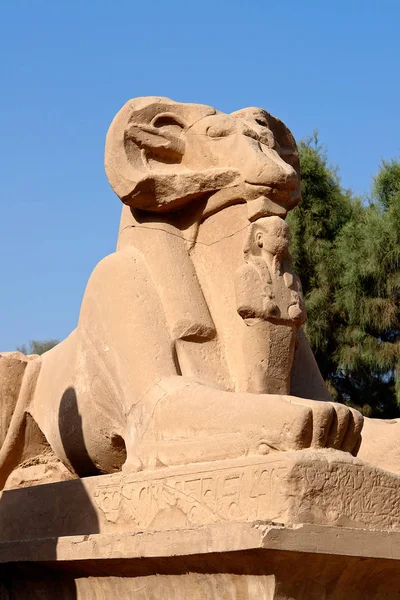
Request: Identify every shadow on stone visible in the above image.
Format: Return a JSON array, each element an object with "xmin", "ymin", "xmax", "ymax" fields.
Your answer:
[
  {"xmin": 58, "ymin": 387, "xmax": 101, "ymax": 477},
  {"xmin": 0, "ymin": 387, "xmax": 102, "ymax": 597}
]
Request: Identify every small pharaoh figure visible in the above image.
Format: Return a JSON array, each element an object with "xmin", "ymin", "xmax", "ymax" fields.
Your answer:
[{"xmin": 235, "ymin": 216, "xmax": 306, "ymax": 394}]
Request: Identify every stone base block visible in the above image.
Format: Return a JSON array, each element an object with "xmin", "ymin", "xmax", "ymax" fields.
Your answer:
[
  {"xmin": 0, "ymin": 450, "xmax": 399, "ymax": 598},
  {"xmin": 0, "ymin": 522, "xmax": 400, "ymax": 598},
  {"xmin": 0, "ymin": 449, "xmax": 399, "ymax": 541}
]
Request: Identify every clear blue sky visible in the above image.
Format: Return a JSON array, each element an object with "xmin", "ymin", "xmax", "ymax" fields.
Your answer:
[{"xmin": 1, "ymin": 0, "xmax": 399, "ymax": 350}]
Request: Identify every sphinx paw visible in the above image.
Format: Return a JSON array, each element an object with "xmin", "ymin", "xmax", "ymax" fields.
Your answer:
[{"xmin": 327, "ymin": 403, "xmax": 363, "ymax": 455}]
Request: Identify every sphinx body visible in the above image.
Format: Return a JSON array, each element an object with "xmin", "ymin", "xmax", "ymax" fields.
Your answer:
[{"xmin": 0, "ymin": 97, "xmax": 388, "ymax": 489}]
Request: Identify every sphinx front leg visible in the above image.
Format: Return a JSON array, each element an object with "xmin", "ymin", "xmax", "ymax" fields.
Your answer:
[
  {"xmin": 127, "ymin": 377, "xmax": 364, "ymax": 471},
  {"xmin": 127, "ymin": 377, "xmax": 314, "ymax": 470}
]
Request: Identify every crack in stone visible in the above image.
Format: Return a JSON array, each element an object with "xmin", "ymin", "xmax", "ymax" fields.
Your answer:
[{"xmin": 119, "ymin": 222, "xmax": 252, "ymax": 247}]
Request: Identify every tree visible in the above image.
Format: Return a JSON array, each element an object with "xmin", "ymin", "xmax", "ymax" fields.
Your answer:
[
  {"xmin": 287, "ymin": 134, "xmax": 353, "ymax": 394},
  {"xmin": 334, "ymin": 160, "xmax": 400, "ymax": 417},
  {"xmin": 16, "ymin": 339, "xmax": 59, "ymax": 356},
  {"xmin": 289, "ymin": 137, "xmax": 400, "ymax": 418}
]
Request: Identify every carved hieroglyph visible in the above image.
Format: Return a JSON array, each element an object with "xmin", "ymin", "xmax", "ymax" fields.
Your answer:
[
  {"xmin": 0, "ymin": 450, "xmax": 399, "ymax": 543},
  {"xmin": 0, "ymin": 96, "xmax": 397, "ymax": 490}
]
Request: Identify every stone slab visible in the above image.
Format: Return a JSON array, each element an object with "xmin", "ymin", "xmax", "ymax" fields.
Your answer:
[
  {"xmin": 0, "ymin": 449, "xmax": 399, "ymax": 544},
  {"xmin": 0, "ymin": 522, "xmax": 400, "ymax": 564},
  {"xmin": 1, "ymin": 522, "xmax": 400, "ymax": 599},
  {"xmin": 1, "ymin": 449, "xmax": 400, "ymax": 600}
]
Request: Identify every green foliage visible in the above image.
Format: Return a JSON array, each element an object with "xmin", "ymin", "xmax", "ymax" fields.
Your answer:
[
  {"xmin": 334, "ymin": 160, "xmax": 400, "ymax": 417},
  {"xmin": 287, "ymin": 133, "xmax": 353, "ymax": 383},
  {"xmin": 17, "ymin": 339, "xmax": 59, "ymax": 356},
  {"xmin": 373, "ymin": 159, "xmax": 400, "ymax": 209},
  {"xmin": 289, "ymin": 138, "xmax": 400, "ymax": 418}
]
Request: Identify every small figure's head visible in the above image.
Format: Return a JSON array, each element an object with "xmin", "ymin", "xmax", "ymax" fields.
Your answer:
[
  {"xmin": 105, "ymin": 97, "xmax": 300, "ymax": 219},
  {"xmin": 244, "ymin": 216, "xmax": 291, "ymax": 260}
]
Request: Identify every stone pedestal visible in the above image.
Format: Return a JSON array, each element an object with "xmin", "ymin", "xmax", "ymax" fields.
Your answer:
[{"xmin": 1, "ymin": 450, "xmax": 399, "ymax": 598}]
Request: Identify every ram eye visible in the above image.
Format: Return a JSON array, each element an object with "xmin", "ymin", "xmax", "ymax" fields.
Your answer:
[
  {"xmin": 206, "ymin": 125, "xmax": 224, "ymax": 138},
  {"xmin": 206, "ymin": 115, "xmax": 238, "ymax": 138}
]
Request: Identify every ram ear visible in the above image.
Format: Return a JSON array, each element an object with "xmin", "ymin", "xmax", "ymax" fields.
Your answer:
[
  {"xmin": 126, "ymin": 113, "xmax": 186, "ymax": 161},
  {"xmin": 105, "ymin": 99, "xmax": 189, "ymax": 209}
]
